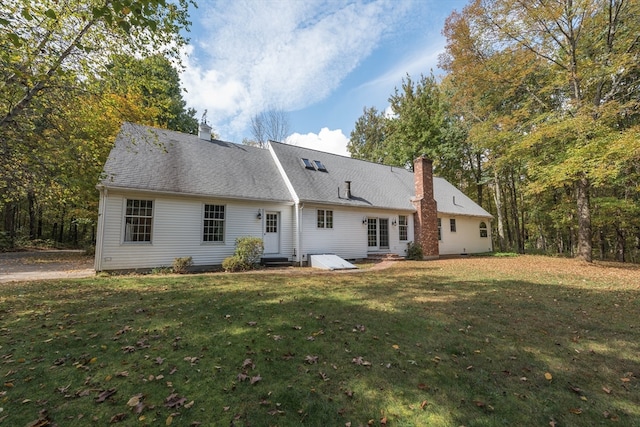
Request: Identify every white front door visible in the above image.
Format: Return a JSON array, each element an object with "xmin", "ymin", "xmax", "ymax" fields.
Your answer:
[{"xmin": 263, "ymin": 211, "xmax": 280, "ymax": 254}]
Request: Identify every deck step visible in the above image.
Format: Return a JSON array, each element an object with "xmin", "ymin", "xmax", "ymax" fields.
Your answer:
[
  {"xmin": 260, "ymin": 257, "xmax": 292, "ymax": 267},
  {"xmin": 365, "ymin": 253, "xmax": 405, "ymax": 262}
]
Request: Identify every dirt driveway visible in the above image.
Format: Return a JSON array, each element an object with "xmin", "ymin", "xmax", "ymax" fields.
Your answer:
[{"xmin": 0, "ymin": 250, "xmax": 95, "ymax": 283}]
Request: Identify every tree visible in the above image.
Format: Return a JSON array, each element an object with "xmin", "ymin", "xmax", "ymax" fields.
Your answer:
[
  {"xmin": 441, "ymin": 0, "xmax": 640, "ymax": 262},
  {"xmin": 250, "ymin": 108, "xmax": 291, "ymax": 147},
  {"xmin": 0, "ymin": 0, "xmax": 194, "ymax": 248},
  {"xmin": 101, "ymin": 54, "xmax": 198, "ymax": 133},
  {"xmin": 348, "ymin": 106, "xmax": 388, "ymax": 163},
  {"xmin": 385, "ymin": 74, "xmax": 446, "ymax": 169},
  {"xmin": 0, "ymin": 0, "xmax": 192, "ymax": 129}
]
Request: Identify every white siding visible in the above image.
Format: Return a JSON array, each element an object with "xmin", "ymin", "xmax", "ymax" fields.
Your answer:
[
  {"xmin": 438, "ymin": 215, "xmax": 493, "ymax": 255},
  {"xmin": 96, "ymin": 190, "xmax": 293, "ymax": 271},
  {"xmin": 299, "ymin": 204, "xmax": 414, "ymax": 261}
]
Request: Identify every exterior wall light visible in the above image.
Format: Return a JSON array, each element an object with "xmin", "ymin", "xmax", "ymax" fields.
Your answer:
[
  {"xmin": 362, "ymin": 216, "xmax": 367, "ymax": 224},
  {"xmin": 257, "ymin": 210, "xmax": 262, "ymax": 220}
]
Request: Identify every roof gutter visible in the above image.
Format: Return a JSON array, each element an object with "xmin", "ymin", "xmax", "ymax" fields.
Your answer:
[{"xmin": 96, "ymin": 184, "xmax": 295, "ymax": 206}]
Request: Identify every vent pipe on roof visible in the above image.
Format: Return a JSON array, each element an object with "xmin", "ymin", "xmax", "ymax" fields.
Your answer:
[{"xmin": 345, "ymin": 181, "xmax": 352, "ymax": 199}]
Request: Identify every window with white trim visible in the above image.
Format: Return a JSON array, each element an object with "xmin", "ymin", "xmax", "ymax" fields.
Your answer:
[
  {"xmin": 317, "ymin": 209, "xmax": 333, "ymax": 228},
  {"xmin": 450, "ymin": 218, "xmax": 457, "ymax": 232},
  {"xmin": 479, "ymin": 221, "xmax": 488, "ymax": 238},
  {"xmin": 437, "ymin": 218, "xmax": 442, "ymax": 241},
  {"xmin": 203, "ymin": 204, "xmax": 225, "ymax": 242},
  {"xmin": 398, "ymin": 215, "xmax": 408, "ymax": 241},
  {"xmin": 124, "ymin": 199, "xmax": 153, "ymax": 242}
]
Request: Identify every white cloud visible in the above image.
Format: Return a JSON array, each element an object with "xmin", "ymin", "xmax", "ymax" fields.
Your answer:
[
  {"xmin": 180, "ymin": 0, "xmax": 412, "ymax": 141},
  {"xmin": 286, "ymin": 128, "xmax": 351, "ymax": 157}
]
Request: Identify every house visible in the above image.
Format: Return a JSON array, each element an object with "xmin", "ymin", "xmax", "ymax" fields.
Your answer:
[{"xmin": 94, "ymin": 122, "xmax": 492, "ymax": 271}]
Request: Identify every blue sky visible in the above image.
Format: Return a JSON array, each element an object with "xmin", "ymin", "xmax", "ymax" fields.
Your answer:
[{"xmin": 180, "ymin": 0, "xmax": 468, "ymax": 156}]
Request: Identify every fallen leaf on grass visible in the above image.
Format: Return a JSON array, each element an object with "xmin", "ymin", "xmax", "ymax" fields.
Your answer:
[
  {"xmin": 184, "ymin": 356, "xmax": 199, "ymax": 365},
  {"xmin": 305, "ymin": 355, "xmax": 319, "ymax": 364},
  {"xmin": 602, "ymin": 386, "xmax": 612, "ymax": 394},
  {"xmin": 569, "ymin": 408, "xmax": 583, "ymax": 415},
  {"xmin": 242, "ymin": 359, "xmax": 255, "ymax": 370},
  {"xmin": 352, "ymin": 356, "xmax": 372, "ymax": 367},
  {"xmin": 110, "ymin": 413, "xmax": 127, "ymax": 423},
  {"xmin": 420, "ymin": 400, "xmax": 428, "ymax": 409},
  {"xmin": 25, "ymin": 409, "xmax": 51, "ymax": 427},
  {"xmin": 96, "ymin": 388, "xmax": 117, "ymax": 403},
  {"xmin": 165, "ymin": 393, "xmax": 187, "ymax": 408},
  {"xmin": 127, "ymin": 395, "xmax": 143, "ymax": 407},
  {"xmin": 250, "ymin": 374, "xmax": 262, "ymax": 385},
  {"xmin": 544, "ymin": 372, "xmax": 553, "ymax": 381}
]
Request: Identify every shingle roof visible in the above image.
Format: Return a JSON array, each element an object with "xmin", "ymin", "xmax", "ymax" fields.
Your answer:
[
  {"xmin": 433, "ymin": 177, "xmax": 493, "ymax": 218},
  {"xmin": 100, "ymin": 123, "xmax": 492, "ymax": 219},
  {"xmin": 269, "ymin": 141, "xmax": 416, "ymax": 210},
  {"xmin": 99, "ymin": 122, "xmax": 292, "ymax": 202},
  {"xmin": 270, "ymin": 142, "xmax": 492, "ymax": 217}
]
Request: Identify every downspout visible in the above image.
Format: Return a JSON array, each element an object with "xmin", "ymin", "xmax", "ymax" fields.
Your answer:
[
  {"xmin": 298, "ymin": 203, "xmax": 304, "ymax": 266},
  {"xmin": 94, "ymin": 186, "xmax": 107, "ymax": 271}
]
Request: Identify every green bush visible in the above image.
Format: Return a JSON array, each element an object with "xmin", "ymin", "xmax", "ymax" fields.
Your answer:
[
  {"xmin": 405, "ymin": 241, "xmax": 423, "ymax": 260},
  {"xmin": 222, "ymin": 255, "xmax": 245, "ymax": 272},
  {"xmin": 172, "ymin": 256, "xmax": 193, "ymax": 274},
  {"xmin": 222, "ymin": 237, "xmax": 264, "ymax": 272}
]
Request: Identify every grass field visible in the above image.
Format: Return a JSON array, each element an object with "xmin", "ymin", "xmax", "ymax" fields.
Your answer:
[{"xmin": 1, "ymin": 255, "xmax": 639, "ymax": 426}]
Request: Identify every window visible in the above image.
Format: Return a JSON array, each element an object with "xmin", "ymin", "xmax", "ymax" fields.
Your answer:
[
  {"xmin": 398, "ymin": 215, "xmax": 408, "ymax": 241},
  {"xmin": 301, "ymin": 158, "xmax": 315, "ymax": 169},
  {"xmin": 313, "ymin": 160, "xmax": 327, "ymax": 172},
  {"xmin": 124, "ymin": 199, "xmax": 153, "ymax": 242},
  {"xmin": 317, "ymin": 209, "xmax": 333, "ymax": 228},
  {"xmin": 203, "ymin": 204, "xmax": 225, "ymax": 242},
  {"xmin": 479, "ymin": 221, "xmax": 488, "ymax": 238},
  {"xmin": 266, "ymin": 212, "xmax": 278, "ymax": 233},
  {"xmin": 450, "ymin": 218, "xmax": 457, "ymax": 232},
  {"xmin": 437, "ymin": 218, "xmax": 442, "ymax": 241}
]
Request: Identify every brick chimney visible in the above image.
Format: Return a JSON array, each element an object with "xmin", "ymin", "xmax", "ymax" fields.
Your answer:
[{"xmin": 412, "ymin": 156, "xmax": 439, "ymax": 259}]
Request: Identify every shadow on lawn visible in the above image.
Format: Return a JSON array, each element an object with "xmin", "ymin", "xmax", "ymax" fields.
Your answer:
[{"xmin": 1, "ymin": 265, "xmax": 639, "ymax": 426}]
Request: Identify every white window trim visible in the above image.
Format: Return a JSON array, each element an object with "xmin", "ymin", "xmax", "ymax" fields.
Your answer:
[
  {"xmin": 122, "ymin": 198, "xmax": 154, "ymax": 244},
  {"xmin": 202, "ymin": 203, "xmax": 226, "ymax": 244},
  {"xmin": 317, "ymin": 209, "xmax": 333, "ymax": 229}
]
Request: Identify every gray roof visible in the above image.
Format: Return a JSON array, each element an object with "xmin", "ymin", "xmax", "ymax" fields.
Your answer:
[
  {"xmin": 270, "ymin": 141, "xmax": 492, "ymax": 218},
  {"xmin": 100, "ymin": 123, "xmax": 292, "ymax": 202},
  {"xmin": 100, "ymin": 123, "xmax": 491, "ymax": 218},
  {"xmin": 433, "ymin": 177, "xmax": 493, "ymax": 218},
  {"xmin": 270, "ymin": 141, "xmax": 416, "ymax": 210}
]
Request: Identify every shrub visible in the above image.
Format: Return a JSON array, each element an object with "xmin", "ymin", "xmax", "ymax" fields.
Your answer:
[
  {"xmin": 222, "ymin": 255, "xmax": 246, "ymax": 272},
  {"xmin": 234, "ymin": 236, "xmax": 264, "ymax": 268},
  {"xmin": 406, "ymin": 241, "xmax": 423, "ymax": 260},
  {"xmin": 222, "ymin": 237, "xmax": 264, "ymax": 272},
  {"xmin": 172, "ymin": 256, "xmax": 193, "ymax": 274}
]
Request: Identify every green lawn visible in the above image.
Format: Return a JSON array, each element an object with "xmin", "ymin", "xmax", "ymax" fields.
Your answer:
[{"xmin": 1, "ymin": 256, "xmax": 639, "ymax": 426}]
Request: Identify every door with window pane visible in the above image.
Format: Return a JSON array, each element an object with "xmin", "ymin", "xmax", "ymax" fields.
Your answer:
[
  {"xmin": 263, "ymin": 212, "xmax": 280, "ymax": 254},
  {"xmin": 367, "ymin": 217, "xmax": 389, "ymax": 251}
]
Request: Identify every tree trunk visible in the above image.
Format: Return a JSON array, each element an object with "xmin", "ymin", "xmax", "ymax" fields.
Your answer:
[
  {"xmin": 491, "ymin": 171, "xmax": 506, "ymax": 251},
  {"xmin": 28, "ymin": 190, "xmax": 37, "ymax": 240},
  {"xmin": 615, "ymin": 227, "xmax": 625, "ymax": 263},
  {"xmin": 575, "ymin": 177, "xmax": 592, "ymax": 262},
  {"xmin": 509, "ymin": 171, "xmax": 523, "ymax": 254}
]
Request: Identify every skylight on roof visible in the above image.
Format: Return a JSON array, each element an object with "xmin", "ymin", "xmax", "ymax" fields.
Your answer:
[
  {"xmin": 313, "ymin": 160, "xmax": 327, "ymax": 172},
  {"xmin": 301, "ymin": 158, "xmax": 315, "ymax": 170}
]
